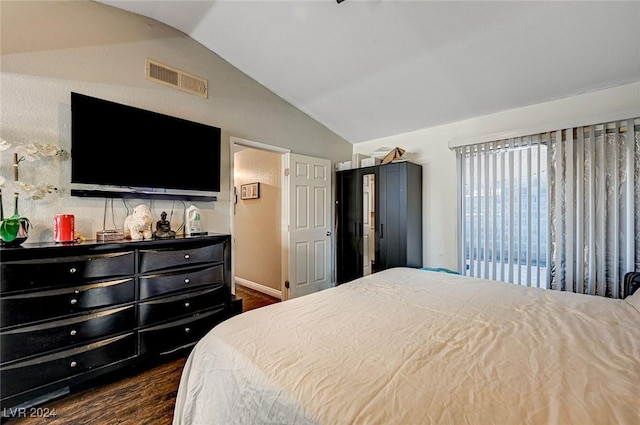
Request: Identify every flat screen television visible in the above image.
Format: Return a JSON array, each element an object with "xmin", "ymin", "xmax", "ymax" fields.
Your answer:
[{"xmin": 71, "ymin": 92, "xmax": 221, "ymax": 199}]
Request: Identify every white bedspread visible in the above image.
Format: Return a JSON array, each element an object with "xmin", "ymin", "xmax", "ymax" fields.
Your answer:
[{"xmin": 173, "ymin": 268, "xmax": 640, "ymax": 425}]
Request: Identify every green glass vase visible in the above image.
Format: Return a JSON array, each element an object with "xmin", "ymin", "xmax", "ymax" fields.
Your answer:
[{"xmin": 0, "ymin": 215, "xmax": 30, "ymax": 247}]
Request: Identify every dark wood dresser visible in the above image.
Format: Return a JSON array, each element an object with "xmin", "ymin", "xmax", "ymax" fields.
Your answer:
[{"xmin": 0, "ymin": 234, "xmax": 240, "ymax": 411}]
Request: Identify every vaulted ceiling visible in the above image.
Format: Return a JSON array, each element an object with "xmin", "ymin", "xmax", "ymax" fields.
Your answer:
[{"xmin": 97, "ymin": 1, "xmax": 640, "ymax": 143}]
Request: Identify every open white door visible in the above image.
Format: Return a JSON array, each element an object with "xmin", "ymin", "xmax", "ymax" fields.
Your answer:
[{"xmin": 285, "ymin": 153, "xmax": 332, "ymax": 299}]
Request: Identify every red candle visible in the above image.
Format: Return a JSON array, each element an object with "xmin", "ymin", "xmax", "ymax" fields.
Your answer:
[{"xmin": 54, "ymin": 214, "xmax": 75, "ymax": 243}]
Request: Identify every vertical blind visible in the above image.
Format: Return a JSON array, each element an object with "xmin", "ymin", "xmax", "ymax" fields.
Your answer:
[
  {"xmin": 548, "ymin": 119, "xmax": 639, "ymax": 298},
  {"xmin": 455, "ymin": 117, "xmax": 639, "ymax": 298},
  {"xmin": 455, "ymin": 137, "xmax": 549, "ymax": 288}
]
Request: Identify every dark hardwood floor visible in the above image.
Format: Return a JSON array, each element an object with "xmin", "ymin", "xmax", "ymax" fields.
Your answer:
[
  {"xmin": 236, "ymin": 285, "xmax": 281, "ymax": 312},
  {"xmin": 3, "ymin": 285, "xmax": 280, "ymax": 425}
]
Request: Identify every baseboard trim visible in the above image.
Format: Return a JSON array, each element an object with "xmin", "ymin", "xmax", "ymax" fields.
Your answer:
[{"xmin": 235, "ymin": 277, "xmax": 282, "ymax": 300}]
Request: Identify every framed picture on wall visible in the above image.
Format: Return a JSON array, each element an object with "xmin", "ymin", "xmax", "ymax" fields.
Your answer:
[{"xmin": 241, "ymin": 182, "xmax": 260, "ymax": 200}]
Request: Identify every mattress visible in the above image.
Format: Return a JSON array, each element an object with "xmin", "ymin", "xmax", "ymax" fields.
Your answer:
[{"xmin": 173, "ymin": 267, "xmax": 640, "ymax": 425}]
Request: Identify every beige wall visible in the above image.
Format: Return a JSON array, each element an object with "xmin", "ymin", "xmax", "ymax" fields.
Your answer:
[
  {"xmin": 354, "ymin": 82, "xmax": 640, "ymax": 271},
  {"xmin": 234, "ymin": 148, "xmax": 281, "ymax": 292},
  {"xmin": 0, "ymin": 0, "xmax": 352, "ymax": 243}
]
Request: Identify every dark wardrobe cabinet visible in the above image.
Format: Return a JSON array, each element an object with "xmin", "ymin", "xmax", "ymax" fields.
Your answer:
[{"xmin": 336, "ymin": 161, "xmax": 422, "ymax": 284}]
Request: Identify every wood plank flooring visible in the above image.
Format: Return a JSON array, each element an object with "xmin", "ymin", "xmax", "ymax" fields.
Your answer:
[{"xmin": 3, "ymin": 285, "xmax": 280, "ymax": 425}]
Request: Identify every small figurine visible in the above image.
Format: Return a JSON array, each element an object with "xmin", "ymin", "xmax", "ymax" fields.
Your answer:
[{"xmin": 153, "ymin": 211, "xmax": 176, "ymax": 239}]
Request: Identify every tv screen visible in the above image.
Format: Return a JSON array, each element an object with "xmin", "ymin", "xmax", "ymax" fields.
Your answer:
[{"xmin": 71, "ymin": 92, "xmax": 221, "ymax": 194}]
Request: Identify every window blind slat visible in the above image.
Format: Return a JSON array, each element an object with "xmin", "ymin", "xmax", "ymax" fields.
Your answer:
[
  {"xmin": 554, "ymin": 130, "xmax": 564, "ymax": 291},
  {"xmin": 625, "ymin": 119, "xmax": 635, "ymax": 274},
  {"xmin": 546, "ymin": 132, "xmax": 553, "ymax": 289},
  {"xmin": 575, "ymin": 128, "xmax": 585, "ymax": 294},
  {"xmin": 517, "ymin": 144, "xmax": 522, "ymax": 286},
  {"xmin": 536, "ymin": 137, "xmax": 542, "ymax": 288},
  {"xmin": 484, "ymin": 145, "xmax": 490, "ymax": 279},
  {"xmin": 476, "ymin": 148, "xmax": 482, "ymax": 276},
  {"xmin": 587, "ymin": 125, "xmax": 596, "ymax": 295},
  {"xmin": 565, "ymin": 129, "xmax": 575, "ymax": 292},
  {"xmin": 456, "ymin": 147, "xmax": 465, "ymax": 273},
  {"xmin": 492, "ymin": 141, "xmax": 498, "ymax": 281},
  {"xmin": 469, "ymin": 147, "xmax": 475, "ymax": 277},
  {"xmin": 500, "ymin": 145, "xmax": 506, "ymax": 282},
  {"xmin": 508, "ymin": 147, "xmax": 515, "ymax": 284},
  {"xmin": 526, "ymin": 136, "xmax": 532, "ymax": 287},
  {"xmin": 612, "ymin": 122, "xmax": 620, "ymax": 299},
  {"xmin": 597, "ymin": 126, "xmax": 607, "ymax": 296}
]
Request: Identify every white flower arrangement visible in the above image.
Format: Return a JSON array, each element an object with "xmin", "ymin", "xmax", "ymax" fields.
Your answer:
[
  {"xmin": 0, "ymin": 138, "xmax": 67, "ymax": 244},
  {"xmin": 15, "ymin": 142, "xmax": 65, "ymax": 161},
  {"xmin": 0, "ymin": 139, "xmax": 66, "ymax": 201}
]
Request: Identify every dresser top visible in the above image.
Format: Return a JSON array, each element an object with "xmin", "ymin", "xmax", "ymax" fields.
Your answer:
[{"xmin": 0, "ymin": 234, "xmax": 230, "ymax": 261}]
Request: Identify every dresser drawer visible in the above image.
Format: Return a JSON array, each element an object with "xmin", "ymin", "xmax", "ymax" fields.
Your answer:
[
  {"xmin": 138, "ymin": 307, "xmax": 227, "ymax": 355},
  {"xmin": 138, "ymin": 285, "xmax": 227, "ymax": 327},
  {"xmin": 0, "ymin": 333, "xmax": 136, "ymax": 399},
  {"xmin": 139, "ymin": 242, "xmax": 224, "ymax": 273},
  {"xmin": 1, "ymin": 252, "xmax": 135, "ymax": 293},
  {"xmin": 1, "ymin": 306, "xmax": 135, "ymax": 363},
  {"xmin": 1, "ymin": 278, "xmax": 135, "ymax": 328},
  {"xmin": 139, "ymin": 264, "xmax": 223, "ymax": 300}
]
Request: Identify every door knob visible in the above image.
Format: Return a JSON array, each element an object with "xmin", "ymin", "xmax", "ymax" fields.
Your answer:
[{"xmin": 326, "ymin": 231, "xmax": 332, "ymax": 236}]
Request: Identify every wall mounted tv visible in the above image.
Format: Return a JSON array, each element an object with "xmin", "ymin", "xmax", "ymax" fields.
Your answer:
[{"xmin": 70, "ymin": 92, "xmax": 221, "ymax": 201}]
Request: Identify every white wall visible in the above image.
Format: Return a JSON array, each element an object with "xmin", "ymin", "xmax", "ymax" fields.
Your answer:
[
  {"xmin": 354, "ymin": 82, "xmax": 640, "ymax": 271},
  {"xmin": 0, "ymin": 1, "xmax": 352, "ymax": 243}
]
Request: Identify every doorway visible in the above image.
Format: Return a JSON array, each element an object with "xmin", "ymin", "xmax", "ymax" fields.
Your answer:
[
  {"xmin": 231, "ymin": 138, "xmax": 287, "ymax": 299},
  {"xmin": 230, "ymin": 137, "xmax": 333, "ymax": 301}
]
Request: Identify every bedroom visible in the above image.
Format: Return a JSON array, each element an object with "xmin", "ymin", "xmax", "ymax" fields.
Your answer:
[{"xmin": 1, "ymin": 1, "xmax": 639, "ymax": 424}]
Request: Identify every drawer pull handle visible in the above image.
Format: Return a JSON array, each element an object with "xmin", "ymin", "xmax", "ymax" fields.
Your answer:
[
  {"xmin": 70, "ymin": 361, "xmax": 77, "ymax": 368},
  {"xmin": 184, "ymin": 278, "xmax": 190, "ymax": 284},
  {"xmin": 69, "ymin": 267, "xmax": 77, "ymax": 274},
  {"xmin": 70, "ymin": 298, "xmax": 78, "ymax": 305},
  {"xmin": 184, "ymin": 327, "xmax": 191, "ymax": 333},
  {"xmin": 70, "ymin": 329, "xmax": 77, "ymax": 336},
  {"xmin": 184, "ymin": 302, "xmax": 190, "ymax": 308},
  {"xmin": 74, "ymin": 290, "xmax": 80, "ymax": 294},
  {"xmin": 184, "ymin": 254, "xmax": 190, "ymax": 259}
]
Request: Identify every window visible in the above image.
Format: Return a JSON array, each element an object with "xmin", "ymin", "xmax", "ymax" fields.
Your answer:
[
  {"xmin": 455, "ymin": 118, "xmax": 639, "ymax": 298},
  {"xmin": 456, "ymin": 137, "xmax": 549, "ymax": 288}
]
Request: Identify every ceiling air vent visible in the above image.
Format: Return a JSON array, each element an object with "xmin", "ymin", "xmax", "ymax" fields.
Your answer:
[{"xmin": 146, "ymin": 59, "xmax": 208, "ymax": 98}]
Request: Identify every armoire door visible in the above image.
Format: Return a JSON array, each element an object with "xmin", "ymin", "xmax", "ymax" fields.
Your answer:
[
  {"xmin": 336, "ymin": 168, "xmax": 362, "ymax": 284},
  {"xmin": 377, "ymin": 162, "xmax": 423, "ymax": 270},
  {"xmin": 377, "ymin": 163, "xmax": 404, "ymax": 270}
]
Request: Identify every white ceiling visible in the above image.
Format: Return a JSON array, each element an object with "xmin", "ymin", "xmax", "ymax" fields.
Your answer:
[{"xmin": 98, "ymin": 0, "xmax": 640, "ymax": 144}]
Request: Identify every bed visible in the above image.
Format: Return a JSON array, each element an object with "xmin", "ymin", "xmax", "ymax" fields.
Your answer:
[{"xmin": 173, "ymin": 267, "xmax": 640, "ymax": 425}]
